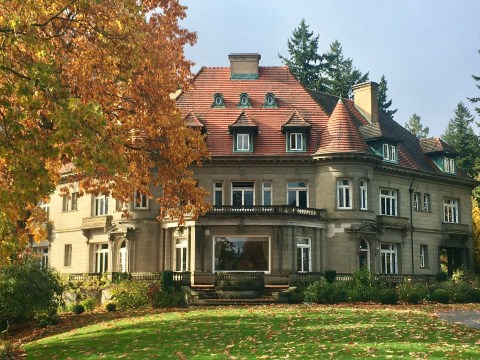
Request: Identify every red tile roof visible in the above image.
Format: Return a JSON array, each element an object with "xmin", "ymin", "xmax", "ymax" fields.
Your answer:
[
  {"xmin": 228, "ymin": 111, "xmax": 258, "ymax": 133},
  {"xmin": 281, "ymin": 110, "xmax": 311, "ymax": 133},
  {"xmin": 184, "ymin": 111, "xmax": 204, "ymax": 128},
  {"xmin": 420, "ymin": 137, "xmax": 458, "ymax": 154}
]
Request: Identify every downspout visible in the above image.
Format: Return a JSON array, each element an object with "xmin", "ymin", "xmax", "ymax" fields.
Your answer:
[{"xmin": 409, "ymin": 177, "xmax": 416, "ymax": 274}]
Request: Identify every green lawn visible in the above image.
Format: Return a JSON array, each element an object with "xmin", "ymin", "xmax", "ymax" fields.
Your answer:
[{"xmin": 22, "ymin": 305, "xmax": 480, "ymax": 359}]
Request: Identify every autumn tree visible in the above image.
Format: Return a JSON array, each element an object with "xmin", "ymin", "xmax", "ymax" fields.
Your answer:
[
  {"xmin": 0, "ymin": 0, "xmax": 209, "ymax": 263},
  {"xmin": 278, "ymin": 19, "xmax": 323, "ymax": 91},
  {"xmin": 378, "ymin": 75, "xmax": 397, "ymax": 119},
  {"xmin": 405, "ymin": 113, "xmax": 429, "ymax": 139},
  {"xmin": 442, "ymin": 102, "xmax": 480, "ymax": 178}
]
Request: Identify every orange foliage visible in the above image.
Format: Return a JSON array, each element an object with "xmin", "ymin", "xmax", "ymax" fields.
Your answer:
[
  {"xmin": 473, "ymin": 198, "xmax": 480, "ymax": 272},
  {"xmin": 0, "ymin": 0, "xmax": 209, "ymax": 263}
]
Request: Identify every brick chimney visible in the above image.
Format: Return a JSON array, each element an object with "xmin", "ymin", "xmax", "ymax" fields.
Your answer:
[
  {"xmin": 352, "ymin": 81, "xmax": 379, "ymax": 124},
  {"xmin": 229, "ymin": 53, "xmax": 261, "ymax": 80}
]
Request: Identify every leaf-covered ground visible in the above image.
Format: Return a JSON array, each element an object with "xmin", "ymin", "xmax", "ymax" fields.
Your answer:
[{"xmin": 12, "ymin": 304, "xmax": 480, "ymax": 359}]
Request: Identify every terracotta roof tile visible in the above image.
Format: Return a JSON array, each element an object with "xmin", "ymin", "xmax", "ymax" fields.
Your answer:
[
  {"xmin": 228, "ymin": 111, "xmax": 258, "ymax": 133},
  {"xmin": 420, "ymin": 137, "xmax": 458, "ymax": 154},
  {"xmin": 281, "ymin": 110, "xmax": 311, "ymax": 133},
  {"xmin": 184, "ymin": 111, "xmax": 204, "ymax": 128}
]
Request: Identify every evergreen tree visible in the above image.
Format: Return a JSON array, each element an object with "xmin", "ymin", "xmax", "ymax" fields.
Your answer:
[
  {"xmin": 378, "ymin": 75, "xmax": 397, "ymax": 119},
  {"xmin": 278, "ymin": 19, "xmax": 323, "ymax": 91},
  {"xmin": 442, "ymin": 102, "xmax": 480, "ymax": 177},
  {"xmin": 322, "ymin": 40, "xmax": 369, "ymax": 99},
  {"xmin": 405, "ymin": 113, "xmax": 429, "ymax": 139},
  {"xmin": 468, "ymin": 49, "xmax": 480, "ymax": 118}
]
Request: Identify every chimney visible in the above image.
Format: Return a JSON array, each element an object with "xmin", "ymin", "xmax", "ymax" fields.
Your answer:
[
  {"xmin": 229, "ymin": 53, "xmax": 261, "ymax": 80},
  {"xmin": 352, "ymin": 81, "xmax": 379, "ymax": 124}
]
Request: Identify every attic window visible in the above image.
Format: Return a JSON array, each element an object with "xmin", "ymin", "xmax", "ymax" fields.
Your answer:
[
  {"xmin": 238, "ymin": 93, "xmax": 251, "ymax": 108},
  {"xmin": 287, "ymin": 132, "xmax": 306, "ymax": 152},
  {"xmin": 263, "ymin": 93, "xmax": 277, "ymax": 108},
  {"xmin": 443, "ymin": 157, "xmax": 455, "ymax": 174},
  {"xmin": 212, "ymin": 93, "xmax": 225, "ymax": 108},
  {"xmin": 382, "ymin": 144, "xmax": 396, "ymax": 163}
]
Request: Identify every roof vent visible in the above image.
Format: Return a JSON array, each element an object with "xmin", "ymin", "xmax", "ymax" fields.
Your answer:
[{"xmin": 229, "ymin": 53, "xmax": 261, "ymax": 80}]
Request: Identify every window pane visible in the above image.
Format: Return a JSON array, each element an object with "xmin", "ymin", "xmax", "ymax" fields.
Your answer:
[
  {"xmin": 244, "ymin": 191, "xmax": 254, "ymax": 206},
  {"xmin": 215, "ymin": 237, "xmax": 269, "ymax": 271},
  {"xmin": 232, "ymin": 191, "xmax": 243, "ymax": 206},
  {"xmin": 288, "ymin": 191, "xmax": 296, "ymax": 206},
  {"xmin": 298, "ymin": 191, "xmax": 307, "ymax": 207}
]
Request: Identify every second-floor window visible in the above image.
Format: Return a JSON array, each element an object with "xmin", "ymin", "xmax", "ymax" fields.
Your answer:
[
  {"xmin": 287, "ymin": 182, "xmax": 308, "ymax": 208},
  {"xmin": 95, "ymin": 195, "xmax": 108, "ymax": 216},
  {"xmin": 444, "ymin": 198, "xmax": 458, "ymax": 223},
  {"xmin": 213, "ymin": 182, "xmax": 223, "ymax": 206},
  {"xmin": 444, "ymin": 157, "xmax": 455, "ymax": 174},
  {"xmin": 133, "ymin": 191, "xmax": 149, "ymax": 209},
  {"xmin": 360, "ymin": 180, "xmax": 368, "ymax": 210},
  {"xmin": 262, "ymin": 181, "xmax": 272, "ymax": 206},
  {"xmin": 382, "ymin": 144, "xmax": 396, "ymax": 162},
  {"xmin": 380, "ymin": 189, "xmax": 397, "ymax": 216},
  {"xmin": 423, "ymin": 194, "xmax": 430, "ymax": 212},
  {"xmin": 62, "ymin": 192, "xmax": 78, "ymax": 212},
  {"xmin": 232, "ymin": 182, "xmax": 254, "ymax": 206},
  {"xmin": 413, "ymin": 192, "xmax": 420, "ymax": 211},
  {"xmin": 337, "ymin": 179, "xmax": 352, "ymax": 209}
]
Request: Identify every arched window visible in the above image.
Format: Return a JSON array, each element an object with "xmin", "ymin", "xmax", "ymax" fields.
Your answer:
[
  {"xmin": 118, "ymin": 241, "xmax": 128, "ymax": 273},
  {"xmin": 358, "ymin": 239, "xmax": 370, "ymax": 270}
]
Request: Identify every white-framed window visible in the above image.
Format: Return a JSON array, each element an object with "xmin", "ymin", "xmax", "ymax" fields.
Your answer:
[
  {"xmin": 289, "ymin": 132, "xmax": 304, "ymax": 151},
  {"xmin": 213, "ymin": 181, "xmax": 224, "ymax": 207},
  {"xmin": 34, "ymin": 247, "xmax": 49, "ymax": 268},
  {"xmin": 232, "ymin": 182, "xmax": 254, "ymax": 206},
  {"xmin": 287, "ymin": 182, "xmax": 308, "ymax": 208},
  {"xmin": 444, "ymin": 198, "xmax": 458, "ymax": 223},
  {"xmin": 62, "ymin": 192, "xmax": 78, "ymax": 212},
  {"xmin": 213, "ymin": 93, "xmax": 224, "ymax": 107},
  {"xmin": 236, "ymin": 133, "xmax": 251, "ymax": 151},
  {"xmin": 379, "ymin": 188, "xmax": 397, "ymax": 216},
  {"xmin": 94, "ymin": 195, "xmax": 109, "ymax": 216},
  {"xmin": 262, "ymin": 181, "xmax": 272, "ymax": 206},
  {"xmin": 358, "ymin": 239, "xmax": 370, "ymax": 270},
  {"xmin": 133, "ymin": 191, "xmax": 149, "ymax": 209},
  {"xmin": 423, "ymin": 194, "xmax": 430, "ymax": 212},
  {"xmin": 296, "ymin": 238, "xmax": 311, "ymax": 272},
  {"xmin": 264, "ymin": 93, "xmax": 276, "ymax": 107},
  {"xmin": 360, "ymin": 180, "xmax": 368, "ymax": 210},
  {"xmin": 64, "ymin": 244, "xmax": 72, "ymax": 267},
  {"xmin": 175, "ymin": 238, "xmax": 188, "ymax": 272},
  {"xmin": 382, "ymin": 144, "xmax": 396, "ymax": 162},
  {"xmin": 213, "ymin": 236, "xmax": 270, "ymax": 272},
  {"xmin": 95, "ymin": 243, "xmax": 109, "ymax": 273},
  {"xmin": 337, "ymin": 179, "xmax": 352, "ymax": 209},
  {"xmin": 413, "ymin": 192, "xmax": 420, "ymax": 211},
  {"xmin": 380, "ymin": 243, "xmax": 398, "ymax": 274},
  {"xmin": 420, "ymin": 244, "xmax": 428, "ymax": 268},
  {"xmin": 39, "ymin": 200, "xmax": 50, "ymax": 221},
  {"xmin": 239, "ymin": 93, "xmax": 250, "ymax": 107},
  {"xmin": 118, "ymin": 241, "xmax": 128, "ymax": 273},
  {"xmin": 444, "ymin": 157, "xmax": 455, "ymax": 174}
]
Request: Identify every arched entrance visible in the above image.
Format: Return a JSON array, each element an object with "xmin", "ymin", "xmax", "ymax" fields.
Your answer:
[{"xmin": 358, "ymin": 239, "xmax": 370, "ymax": 270}]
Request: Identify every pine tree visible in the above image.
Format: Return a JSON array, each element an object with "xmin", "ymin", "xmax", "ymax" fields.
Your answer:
[
  {"xmin": 279, "ymin": 19, "xmax": 323, "ymax": 91},
  {"xmin": 442, "ymin": 102, "xmax": 480, "ymax": 177},
  {"xmin": 322, "ymin": 40, "xmax": 369, "ymax": 99},
  {"xmin": 378, "ymin": 75, "xmax": 397, "ymax": 119},
  {"xmin": 468, "ymin": 49, "xmax": 480, "ymax": 118},
  {"xmin": 404, "ymin": 113, "xmax": 429, "ymax": 139}
]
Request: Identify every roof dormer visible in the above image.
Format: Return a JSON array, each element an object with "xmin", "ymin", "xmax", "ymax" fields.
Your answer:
[
  {"xmin": 228, "ymin": 111, "xmax": 258, "ymax": 153},
  {"xmin": 420, "ymin": 137, "xmax": 458, "ymax": 174},
  {"xmin": 238, "ymin": 93, "xmax": 252, "ymax": 108}
]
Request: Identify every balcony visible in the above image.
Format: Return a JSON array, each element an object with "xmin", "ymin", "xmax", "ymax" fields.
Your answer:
[
  {"xmin": 81, "ymin": 215, "xmax": 113, "ymax": 230},
  {"xmin": 376, "ymin": 215, "xmax": 409, "ymax": 230},
  {"xmin": 206, "ymin": 205, "xmax": 326, "ymax": 220},
  {"xmin": 442, "ymin": 222, "xmax": 470, "ymax": 235}
]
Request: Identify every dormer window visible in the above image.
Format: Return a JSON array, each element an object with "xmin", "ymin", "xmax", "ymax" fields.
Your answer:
[
  {"xmin": 235, "ymin": 133, "xmax": 252, "ymax": 152},
  {"xmin": 287, "ymin": 132, "xmax": 306, "ymax": 152},
  {"xmin": 382, "ymin": 143, "xmax": 396, "ymax": 163},
  {"xmin": 212, "ymin": 93, "xmax": 225, "ymax": 108},
  {"xmin": 443, "ymin": 157, "xmax": 455, "ymax": 174},
  {"xmin": 238, "ymin": 93, "xmax": 251, "ymax": 108},
  {"xmin": 263, "ymin": 93, "xmax": 277, "ymax": 108}
]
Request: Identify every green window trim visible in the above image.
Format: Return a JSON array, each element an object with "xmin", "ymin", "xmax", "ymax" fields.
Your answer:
[
  {"xmin": 286, "ymin": 132, "xmax": 306, "ymax": 152},
  {"xmin": 233, "ymin": 132, "xmax": 254, "ymax": 153},
  {"xmin": 263, "ymin": 93, "xmax": 278, "ymax": 108},
  {"xmin": 237, "ymin": 93, "xmax": 252, "ymax": 108},
  {"xmin": 211, "ymin": 93, "xmax": 226, "ymax": 108}
]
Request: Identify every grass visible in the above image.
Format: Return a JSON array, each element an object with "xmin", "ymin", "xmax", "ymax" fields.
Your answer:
[{"xmin": 21, "ymin": 305, "xmax": 480, "ymax": 359}]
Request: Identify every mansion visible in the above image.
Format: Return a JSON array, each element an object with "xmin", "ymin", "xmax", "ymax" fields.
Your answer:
[{"xmin": 35, "ymin": 53, "xmax": 477, "ymax": 285}]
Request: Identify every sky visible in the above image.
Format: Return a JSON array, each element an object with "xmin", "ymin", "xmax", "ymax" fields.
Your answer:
[{"xmin": 180, "ymin": 0, "xmax": 480, "ymax": 137}]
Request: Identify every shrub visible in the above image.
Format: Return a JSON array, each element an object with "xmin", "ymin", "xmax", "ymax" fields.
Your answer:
[
  {"xmin": 352, "ymin": 267, "xmax": 375, "ymax": 287},
  {"xmin": 397, "ymin": 282, "xmax": 429, "ymax": 304},
  {"xmin": 105, "ymin": 302, "xmax": 117, "ymax": 312},
  {"xmin": 287, "ymin": 287, "xmax": 304, "ymax": 304},
  {"xmin": 324, "ymin": 270, "xmax": 337, "ymax": 284},
  {"xmin": 36, "ymin": 311, "xmax": 58, "ymax": 328},
  {"xmin": 304, "ymin": 279, "xmax": 348, "ymax": 304},
  {"xmin": 430, "ymin": 288, "xmax": 450, "ymax": 304},
  {"xmin": 375, "ymin": 287, "xmax": 399, "ymax": 305},
  {"xmin": 435, "ymin": 272, "xmax": 448, "ymax": 282},
  {"xmin": 0, "ymin": 339, "xmax": 14, "ymax": 360},
  {"xmin": 0, "ymin": 258, "xmax": 63, "ymax": 331},
  {"xmin": 70, "ymin": 304, "xmax": 85, "ymax": 315},
  {"xmin": 80, "ymin": 297, "xmax": 96, "ymax": 312},
  {"xmin": 147, "ymin": 282, "xmax": 185, "ymax": 308},
  {"xmin": 161, "ymin": 271, "xmax": 175, "ymax": 290},
  {"xmin": 109, "ymin": 280, "xmax": 149, "ymax": 310}
]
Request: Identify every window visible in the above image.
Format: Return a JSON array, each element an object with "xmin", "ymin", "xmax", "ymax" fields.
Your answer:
[
  {"xmin": 379, "ymin": 189, "xmax": 397, "ymax": 216},
  {"xmin": 287, "ymin": 182, "xmax": 308, "ymax": 208},
  {"xmin": 212, "ymin": 93, "xmax": 225, "ymax": 107},
  {"xmin": 413, "ymin": 192, "xmax": 420, "ymax": 211},
  {"xmin": 423, "ymin": 194, "xmax": 430, "ymax": 212},
  {"xmin": 95, "ymin": 243, "xmax": 109, "ymax": 273},
  {"xmin": 288, "ymin": 133, "xmax": 304, "ymax": 151},
  {"xmin": 358, "ymin": 239, "xmax": 370, "ymax": 270},
  {"xmin": 235, "ymin": 133, "xmax": 251, "ymax": 152},
  {"xmin": 64, "ymin": 244, "xmax": 72, "ymax": 267},
  {"xmin": 133, "ymin": 191, "xmax": 149, "ymax": 209},
  {"xmin": 444, "ymin": 198, "xmax": 458, "ymax": 223},
  {"xmin": 232, "ymin": 182, "xmax": 254, "ymax": 206},
  {"xmin": 296, "ymin": 238, "xmax": 311, "ymax": 272},
  {"xmin": 380, "ymin": 243, "xmax": 397, "ymax": 274},
  {"xmin": 337, "ymin": 179, "xmax": 352, "ymax": 209},
  {"xmin": 94, "ymin": 195, "xmax": 108, "ymax": 216},
  {"xmin": 39, "ymin": 200, "xmax": 50, "ymax": 221},
  {"xmin": 360, "ymin": 180, "xmax": 368, "ymax": 210},
  {"xmin": 213, "ymin": 182, "xmax": 224, "ymax": 207},
  {"xmin": 444, "ymin": 157, "xmax": 455, "ymax": 173},
  {"xmin": 264, "ymin": 93, "xmax": 277, "ymax": 108},
  {"xmin": 175, "ymin": 239, "xmax": 188, "ymax": 272},
  {"xmin": 238, "ymin": 93, "xmax": 251, "ymax": 108},
  {"xmin": 34, "ymin": 247, "xmax": 49, "ymax": 268},
  {"xmin": 118, "ymin": 241, "xmax": 128, "ymax": 272},
  {"xmin": 420, "ymin": 245, "xmax": 428, "ymax": 268},
  {"xmin": 262, "ymin": 181, "xmax": 272, "ymax": 206},
  {"xmin": 214, "ymin": 236, "xmax": 269, "ymax": 272},
  {"xmin": 62, "ymin": 192, "xmax": 78, "ymax": 212},
  {"xmin": 382, "ymin": 144, "xmax": 396, "ymax": 162}
]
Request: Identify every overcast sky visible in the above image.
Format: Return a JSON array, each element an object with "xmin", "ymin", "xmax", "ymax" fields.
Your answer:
[{"xmin": 180, "ymin": 0, "xmax": 480, "ymax": 137}]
